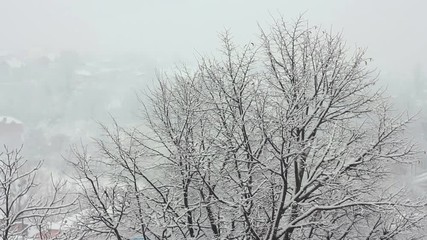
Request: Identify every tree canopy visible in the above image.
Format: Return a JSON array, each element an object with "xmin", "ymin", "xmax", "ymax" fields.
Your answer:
[{"xmin": 63, "ymin": 17, "xmax": 427, "ymax": 240}]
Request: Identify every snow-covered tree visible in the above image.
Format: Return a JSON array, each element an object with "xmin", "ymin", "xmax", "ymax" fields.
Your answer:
[
  {"xmin": 0, "ymin": 146, "xmax": 75, "ymax": 240},
  {"xmin": 70, "ymin": 17, "xmax": 427, "ymax": 239}
]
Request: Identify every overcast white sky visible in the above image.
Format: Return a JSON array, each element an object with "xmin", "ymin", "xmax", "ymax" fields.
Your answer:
[{"xmin": 0, "ymin": 0, "xmax": 426, "ymax": 76}]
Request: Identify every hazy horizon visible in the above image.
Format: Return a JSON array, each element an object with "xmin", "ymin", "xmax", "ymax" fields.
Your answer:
[
  {"xmin": 1, "ymin": 1, "xmax": 426, "ymax": 171},
  {"xmin": 1, "ymin": 1, "xmax": 426, "ymax": 73}
]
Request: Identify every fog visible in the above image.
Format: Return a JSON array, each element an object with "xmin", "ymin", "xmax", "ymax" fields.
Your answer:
[
  {"xmin": 1, "ymin": 1, "xmax": 426, "ymax": 68},
  {"xmin": 3, "ymin": 2, "xmax": 427, "ymax": 238},
  {"xmin": 1, "ymin": 0, "xmax": 426, "ymax": 169}
]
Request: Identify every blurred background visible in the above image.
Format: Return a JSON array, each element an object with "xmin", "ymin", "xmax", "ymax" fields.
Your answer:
[{"xmin": 0, "ymin": 0, "xmax": 426, "ymax": 175}]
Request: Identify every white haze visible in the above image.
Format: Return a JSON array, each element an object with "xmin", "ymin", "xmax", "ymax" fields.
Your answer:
[
  {"xmin": 0, "ymin": 0, "xmax": 426, "ymax": 173},
  {"xmin": 1, "ymin": 1, "xmax": 426, "ymax": 70}
]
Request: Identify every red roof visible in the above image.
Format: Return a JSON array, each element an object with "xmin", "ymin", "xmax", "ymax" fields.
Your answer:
[{"xmin": 33, "ymin": 229, "xmax": 61, "ymax": 239}]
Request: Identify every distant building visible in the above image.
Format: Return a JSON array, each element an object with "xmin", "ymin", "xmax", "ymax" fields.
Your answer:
[
  {"xmin": 0, "ymin": 220, "xmax": 29, "ymax": 239},
  {"xmin": 0, "ymin": 116, "xmax": 24, "ymax": 148},
  {"xmin": 33, "ymin": 229, "xmax": 61, "ymax": 240}
]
